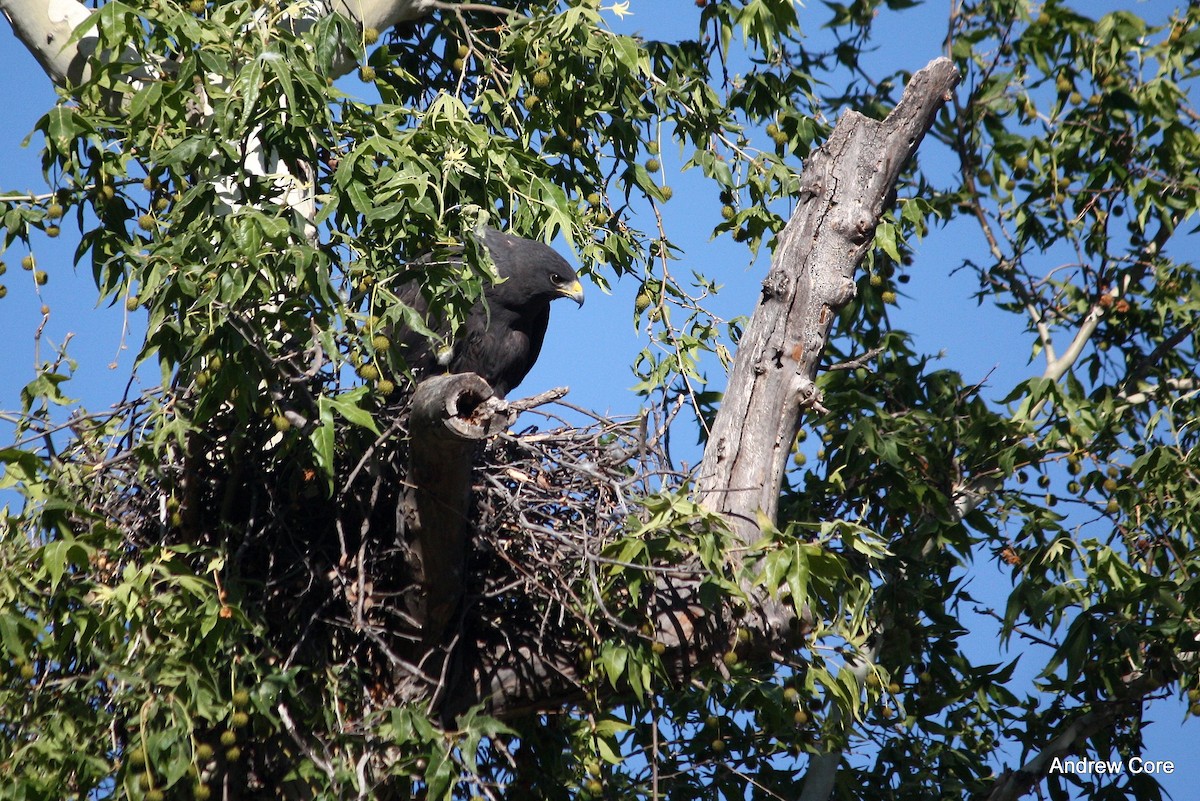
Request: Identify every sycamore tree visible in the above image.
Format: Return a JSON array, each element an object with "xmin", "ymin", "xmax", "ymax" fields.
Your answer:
[{"xmin": 1, "ymin": 0, "xmax": 1198, "ymax": 799}]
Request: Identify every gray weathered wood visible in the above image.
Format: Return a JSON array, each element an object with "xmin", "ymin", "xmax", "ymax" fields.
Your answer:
[{"xmin": 404, "ymin": 373, "xmax": 513, "ymax": 645}]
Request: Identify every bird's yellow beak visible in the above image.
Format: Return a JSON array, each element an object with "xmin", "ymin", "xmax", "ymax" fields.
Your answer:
[{"xmin": 560, "ymin": 279, "xmax": 585, "ymax": 307}]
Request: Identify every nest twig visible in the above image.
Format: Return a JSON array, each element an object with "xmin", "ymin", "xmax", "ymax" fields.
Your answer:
[{"xmin": 44, "ymin": 384, "xmax": 686, "ymax": 725}]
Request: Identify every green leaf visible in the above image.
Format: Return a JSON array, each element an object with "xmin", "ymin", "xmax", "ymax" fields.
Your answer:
[
  {"xmin": 873, "ymin": 220, "xmax": 902, "ymax": 261},
  {"xmin": 326, "ymin": 386, "xmax": 380, "ymax": 434}
]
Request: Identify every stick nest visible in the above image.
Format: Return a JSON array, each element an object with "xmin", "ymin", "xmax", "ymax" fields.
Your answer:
[{"xmin": 52, "ymin": 387, "xmax": 684, "ymax": 717}]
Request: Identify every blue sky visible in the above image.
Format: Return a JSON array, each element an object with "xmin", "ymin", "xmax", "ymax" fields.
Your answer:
[{"xmin": 1, "ymin": 0, "xmax": 1197, "ymax": 796}]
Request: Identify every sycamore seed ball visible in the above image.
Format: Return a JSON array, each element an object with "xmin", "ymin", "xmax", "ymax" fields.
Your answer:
[
  {"xmin": 645, "ymin": 158, "xmax": 661, "ymax": 172},
  {"xmin": 196, "ymin": 743, "xmax": 215, "ymax": 761},
  {"xmin": 359, "ymin": 66, "xmax": 376, "ymax": 82},
  {"xmin": 46, "ymin": 202, "xmax": 63, "ymax": 220},
  {"xmin": 21, "ymin": 255, "xmax": 34, "ymax": 270},
  {"xmin": 362, "ymin": 27, "xmax": 379, "ymax": 45},
  {"xmin": 34, "ymin": 270, "xmax": 48, "ymax": 286}
]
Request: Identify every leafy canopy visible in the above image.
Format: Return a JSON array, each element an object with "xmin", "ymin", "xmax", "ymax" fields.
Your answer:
[{"xmin": 1, "ymin": 0, "xmax": 1199, "ymax": 799}]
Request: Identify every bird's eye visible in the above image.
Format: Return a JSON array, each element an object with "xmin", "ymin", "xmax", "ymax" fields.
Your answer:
[{"xmin": 550, "ymin": 273, "xmax": 564, "ymax": 285}]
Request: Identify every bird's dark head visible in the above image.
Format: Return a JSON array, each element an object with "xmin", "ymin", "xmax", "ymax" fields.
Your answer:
[{"xmin": 481, "ymin": 228, "xmax": 585, "ymax": 309}]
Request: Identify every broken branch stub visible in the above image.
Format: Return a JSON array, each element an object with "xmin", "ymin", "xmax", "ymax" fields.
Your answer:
[
  {"xmin": 661, "ymin": 57, "xmax": 962, "ymax": 658},
  {"xmin": 404, "ymin": 372, "xmax": 514, "ymax": 645}
]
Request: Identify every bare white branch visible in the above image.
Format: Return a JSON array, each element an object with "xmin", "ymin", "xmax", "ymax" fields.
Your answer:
[{"xmin": 1, "ymin": 0, "xmax": 95, "ymax": 85}]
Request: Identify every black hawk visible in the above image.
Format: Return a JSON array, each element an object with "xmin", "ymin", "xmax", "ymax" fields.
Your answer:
[{"xmin": 393, "ymin": 227, "xmax": 585, "ymax": 398}]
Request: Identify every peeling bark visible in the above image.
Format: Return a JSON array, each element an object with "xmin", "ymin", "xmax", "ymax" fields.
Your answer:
[
  {"xmin": 686, "ymin": 57, "xmax": 961, "ymax": 653},
  {"xmin": 696, "ymin": 57, "xmax": 961, "ymax": 540}
]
